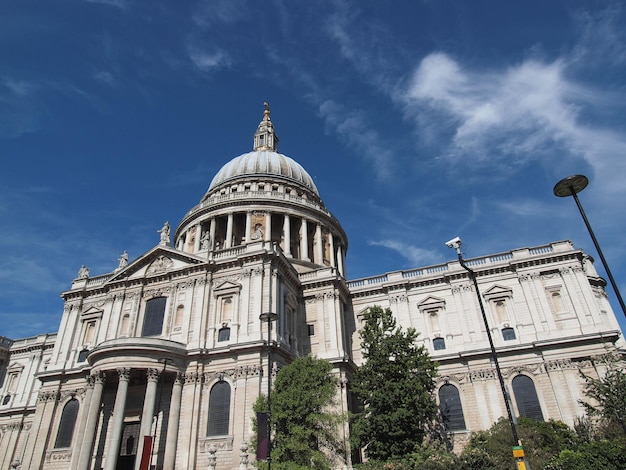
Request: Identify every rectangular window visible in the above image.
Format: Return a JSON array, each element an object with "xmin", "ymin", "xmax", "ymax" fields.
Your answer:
[
  {"xmin": 142, "ymin": 297, "xmax": 167, "ymax": 337},
  {"xmin": 307, "ymin": 324, "xmax": 315, "ymax": 336},
  {"xmin": 433, "ymin": 338, "xmax": 446, "ymax": 350},
  {"xmin": 502, "ymin": 328, "xmax": 516, "ymax": 341}
]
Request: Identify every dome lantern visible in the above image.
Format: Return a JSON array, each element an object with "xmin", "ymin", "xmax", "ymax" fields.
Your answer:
[{"xmin": 253, "ymin": 102, "xmax": 279, "ymax": 152}]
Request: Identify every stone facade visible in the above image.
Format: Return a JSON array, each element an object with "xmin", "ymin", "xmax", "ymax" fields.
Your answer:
[{"xmin": 0, "ymin": 106, "xmax": 623, "ymax": 469}]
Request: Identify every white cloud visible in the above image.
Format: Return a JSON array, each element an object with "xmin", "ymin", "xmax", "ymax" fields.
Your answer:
[
  {"xmin": 368, "ymin": 239, "xmax": 440, "ymax": 267},
  {"xmin": 85, "ymin": 0, "xmax": 128, "ymax": 9},
  {"xmin": 188, "ymin": 48, "xmax": 228, "ymax": 71}
]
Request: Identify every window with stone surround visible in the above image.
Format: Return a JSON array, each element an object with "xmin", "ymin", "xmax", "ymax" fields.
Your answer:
[
  {"xmin": 438, "ymin": 384, "xmax": 466, "ymax": 431},
  {"xmin": 142, "ymin": 297, "xmax": 167, "ymax": 337},
  {"xmin": 502, "ymin": 327, "xmax": 516, "ymax": 341},
  {"xmin": 207, "ymin": 381, "xmax": 231, "ymax": 436},
  {"xmin": 512, "ymin": 375, "xmax": 544, "ymax": 421},
  {"xmin": 433, "ymin": 337, "xmax": 446, "ymax": 351},
  {"xmin": 54, "ymin": 398, "xmax": 79, "ymax": 448}
]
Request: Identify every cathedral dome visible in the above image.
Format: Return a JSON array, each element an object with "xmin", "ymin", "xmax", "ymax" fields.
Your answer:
[{"xmin": 207, "ymin": 150, "xmax": 319, "ymax": 196}]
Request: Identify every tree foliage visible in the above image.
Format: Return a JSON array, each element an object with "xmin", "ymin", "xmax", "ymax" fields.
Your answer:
[
  {"xmin": 460, "ymin": 417, "xmax": 578, "ymax": 470},
  {"xmin": 579, "ymin": 357, "xmax": 626, "ymax": 436},
  {"xmin": 253, "ymin": 356, "xmax": 343, "ymax": 470},
  {"xmin": 351, "ymin": 305, "xmax": 439, "ymax": 461}
]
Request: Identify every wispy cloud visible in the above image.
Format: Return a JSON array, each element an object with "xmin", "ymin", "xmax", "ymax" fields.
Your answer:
[
  {"xmin": 85, "ymin": 0, "xmax": 128, "ymax": 9},
  {"xmin": 188, "ymin": 47, "xmax": 229, "ymax": 72},
  {"xmin": 192, "ymin": 0, "xmax": 249, "ymax": 28},
  {"xmin": 318, "ymin": 100, "xmax": 394, "ymax": 181},
  {"xmin": 368, "ymin": 240, "xmax": 440, "ymax": 267}
]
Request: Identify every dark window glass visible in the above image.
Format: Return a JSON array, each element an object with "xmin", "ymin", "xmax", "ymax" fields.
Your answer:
[
  {"xmin": 55, "ymin": 398, "xmax": 79, "ymax": 448},
  {"xmin": 2, "ymin": 395, "xmax": 10, "ymax": 405},
  {"xmin": 77, "ymin": 349, "xmax": 89, "ymax": 363},
  {"xmin": 433, "ymin": 338, "xmax": 446, "ymax": 350},
  {"xmin": 308, "ymin": 324, "xmax": 315, "ymax": 336},
  {"xmin": 439, "ymin": 384, "xmax": 466, "ymax": 431},
  {"xmin": 208, "ymin": 381, "xmax": 231, "ymax": 436},
  {"xmin": 502, "ymin": 327, "xmax": 516, "ymax": 341},
  {"xmin": 512, "ymin": 375, "xmax": 544, "ymax": 421},
  {"xmin": 142, "ymin": 297, "xmax": 167, "ymax": 337},
  {"xmin": 218, "ymin": 327, "xmax": 231, "ymax": 342}
]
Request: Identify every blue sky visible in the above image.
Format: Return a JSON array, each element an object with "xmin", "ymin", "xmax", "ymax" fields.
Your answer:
[{"xmin": 2, "ymin": 1, "xmax": 626, "ymax": 339}]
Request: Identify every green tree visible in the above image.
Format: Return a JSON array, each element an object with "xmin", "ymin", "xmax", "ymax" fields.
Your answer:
[
  {"xmin": 579, "ymin": 357, "xmax": 626, "ymax": 436},
  {"xmin": 351, "ymin": 305, "xmax": 439, "ymax": 461},
  {"xmin": 253, "ymin": 356, "xmax": 343, "ymax": 470},
  {"xmin": 460, "ymin": 417, "xmax": 578, "ymax": 470}
]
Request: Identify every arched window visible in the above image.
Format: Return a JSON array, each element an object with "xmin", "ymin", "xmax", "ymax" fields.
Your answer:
[
  {"xmin": 207, "ymin": 381, "xmax": 231, "ymax": 436},
  {"xmin": 174, "ymin": 305, "xmax": 184, "ymax": 328},
  {"xmin": 55, "ymin": 398, "xmax": 79, "ymax": 448},
  {"xmin": 142, "ymin": 297, "xmax": 167, "ymax": 337},
  {"xmin": 512, "ymin": 375, "xmax": 544, "ymax": 421},
  {"xmin": 438, "ymin": 384, "xmax": 466, "ymax": 431}
]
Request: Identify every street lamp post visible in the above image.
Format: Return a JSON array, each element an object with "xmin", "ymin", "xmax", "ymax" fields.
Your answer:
[
  {"xmin": 259, "ymin": 311, "xmax": 278, "ymax": 470},
  {"xmin": 446, "ymin": 237, "xmax": 529, "ymax": 469},
  {"xmin": 553, "ymin": 175, "xmax": 626, "ymax": 317}
]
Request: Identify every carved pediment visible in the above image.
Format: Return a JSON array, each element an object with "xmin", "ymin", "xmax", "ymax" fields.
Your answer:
[
  {"xmin": 417, "ymin": 295, "xmax": 446, "ymax": 311},
  {"xmin": 482, "ymin": 284, "xmax": 513, "ymax": 300},
  {"xmin": 80, "ymin": 306, "xmax": 104, "ymax": 320},
  {"xmin": 105, "ymin": 246, "xmax": 206, "ymax": 283},
  {"xmin": 214, "ymin": 281, "xmax": 242, "ymax": 296}
]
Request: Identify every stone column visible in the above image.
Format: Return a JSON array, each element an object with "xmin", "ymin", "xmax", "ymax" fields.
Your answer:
[
  {"xmin": 162, "ymin": 373, "xmax": 183, "ymax": 470},
  {"xmin": 104, "ymin": 368, "xmax": 131, "ymax": 470},
  {"xmin": 226, "ymin": 213, "xmax": 234, "ymax": 248},
  {"xmin": 135, "ymin": 368, "xmax": 160, "ymax": 470},
  {"xmin": 337, "ymin": 245, "xmax": 345, "ymax": 277},
  {"xmin": 300, "ymin": 218, "xmax": 309, "ymax": 261},
  {"xmin": 193, "ymin": 225, "xmax": 202, "ymax": 253},
  {"xmin": 74, "ymin": 372, "xmax": 106, "ymax": 470},
  {"xmin": 283, "ymin": 215, "xmax": 291, "ymax": 257},
  {"xmin": 245, "ymin": 211, "xmax": 252, "ymax": 243},
  {"xmin": 264, "ymin": 212, "xmax": 272, "ymax": 242},
  {"xmin": 328, "ymin": 232, "xmax": 336, "ymax": 268},
  {"xmin": 314, "ymin": 224, "xmax": 323, "ymax": 265}
]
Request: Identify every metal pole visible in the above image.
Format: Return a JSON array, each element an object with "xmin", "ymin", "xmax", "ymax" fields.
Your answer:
[
  {"xmin": 457, "ymin": 255, "xmax": 520, "ymax": 445},
  {"xmin": 569, "ymin": 189, "xmax": 626, "ymax": 317},
  {"xmin": 267, "ymin": 320, "xmax": 273, "ymax": 470}
]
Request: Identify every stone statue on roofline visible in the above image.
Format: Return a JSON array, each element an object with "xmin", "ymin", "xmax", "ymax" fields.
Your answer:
[{"xmin": 158, "ymin": 221, "xmax": 171, "ymax": 246}]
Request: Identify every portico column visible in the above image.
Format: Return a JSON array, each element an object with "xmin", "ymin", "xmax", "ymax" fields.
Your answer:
[
  {"xmin": 315, "ymin": 224, "xmax": 323, "ymax": 264},
  {"xmin": 74, "ymin": 371, "xmax": 106, "ymax": 470},
  {"xmin": 104, "ymin": 368, "xmax": 131, "ymax": 470},
  {"xmin": 245, "ymin": 211, "xmax": 252, "ymax": 243},
  {"xmin": 162, "ymin": 373, "xmax": 183, "ymax": 470},
  {"xmin": 226, "ymin": 213, "xmax": 234, "ymax": 248},
  {"xmin": 264, "ymin": 212, "xmax": 272, "ymax": 242},
  {"xmin": 283, "ymin": 215, "xmax": 292, "ymax": 257},
  {"xmin": 300, "ymin": 218, "xmax": 310, "ymax": 261},
  {"xmin": 135, "ymin": 368, "xmax": 160, "ymax": 470}
]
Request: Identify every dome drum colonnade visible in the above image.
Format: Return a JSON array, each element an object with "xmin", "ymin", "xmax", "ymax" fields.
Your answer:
[{"xmin": 173, "ymin": 105, "xmax": 348, "ymax": 277}]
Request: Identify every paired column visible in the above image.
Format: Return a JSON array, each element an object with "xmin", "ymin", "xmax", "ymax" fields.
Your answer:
[
  {"xmin": 283, "ymin": 215, "xmax": 291, "ymax": 257},
  {"xmin": 162, "ymin": 373, "xmax": 183, "ymax": 470},
  {"xmin": 226, "ymin": 213, "xmax": 234, "ymax": 248},
  {"xmin": 314, "ymin": 224, "xmax": 323, "ymax": 264},
  {"xmin": 74, "ymin": 371, "xmax": 106, "ymax": 470},
  {"xmin": 193, "ymin": 225, "xmax": 202, "ymax": 253},
  {"xmin": 245, "ymin": 211, "xmax": 252, "ymax": 242},
  {"xmin": 264, "ymin": 212, "xmax": 272, "ymax": 242},
  {"xmin": 104, "ymin": 368, "xmax": 131, "ymax": 470},
  {"xmin": 135, "ymin": 368, "xmax": 161, "ymax": 470},
  {"xmin": 300, "ymin": 219, "xmax": 310, "ymax": 261}
]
